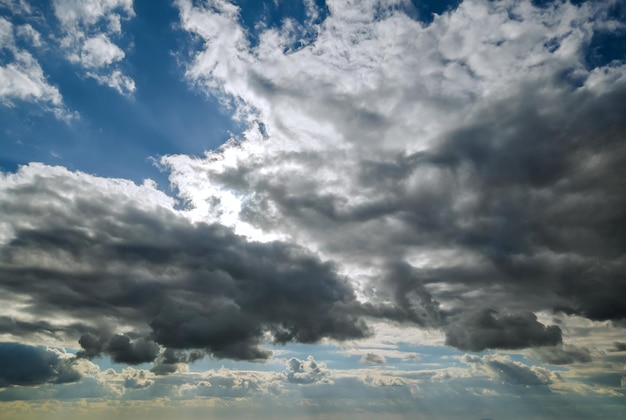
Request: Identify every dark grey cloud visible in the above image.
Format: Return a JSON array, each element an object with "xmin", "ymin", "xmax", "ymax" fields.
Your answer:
[
  {"xmin": 0, "ymin": 316, "xmax": 93, "ymax": 341},
  {"xmin": 366, "ymin": 262, "xmax": 444, "ymax": 327},
  {"xmin": 0, "ymin": 165, "xmax": 369, "ymax": 363},
  {"xmin": 151, "ymin": 348, "xmax": 204, "ymax": 375},
  {"xmin": 105, "ymin": 335, "xmax": 160, "ymax": 365},
  {"xmin": 78, "ymin": 331, "xmax": 162, "ymax": 368},
  {"xmin": 612, "ymin": 342, "xmax": 626, "ymax": 352},
  {"xmin": 222, "ymin": 81, "xmax": 626, "ymax": 348},
  {"xmin": 176, "ymin": 87, "xmax": 620, "ymax": 360},
  {"xmin": 0, "ymin": 342, "xmax": 80, "ymax": 387},
  {"xmin": 445, "ymin": 309, "xmax": 562, "ymax": 352}
]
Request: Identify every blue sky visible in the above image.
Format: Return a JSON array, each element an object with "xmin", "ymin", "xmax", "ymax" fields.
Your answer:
[
  {"xmin": 0, "ymin": 0, "xmax": 239, "ymax": 188},
  {"xmin": 1, "ymin": 0, "xmax": 626, "ymax": 419}
]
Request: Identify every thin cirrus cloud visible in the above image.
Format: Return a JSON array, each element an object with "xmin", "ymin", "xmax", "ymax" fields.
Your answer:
[{"xmin": 0, "ymin": 0, "xmax": 626, "ymax": 418}]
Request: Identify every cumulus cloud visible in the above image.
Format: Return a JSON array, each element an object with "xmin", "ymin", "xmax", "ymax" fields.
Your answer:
[
  {"xmin": 0, "ymin": 163, "xmax": 368, "ymax": 362},
  {"xmin": 0, "ymin": 342, "xmax": 80, "ymax": 387},
  {"xmin": 283, "ymin": 356, "xmax": 331, "ymax": 384},
  {"xmin": 163, "ymin": 0, "xmax": 626, "ymax": 354},
  {"xmin": 177, "ymin": 368, "xmax": 276, "ymax": 399},
  {"xmin": 78, "ymin": 333, "xmax": 160, "ymax": 365},
  {"xmin": 0, "ymin": 17, "xmax": 70, "ymax": 119},
  {"xmin": 529, "ymin": 344, "xmax": 592, "ymax": 365},
  {"xmin": 150, "ymin": 348, "xmax": 202, "ymax": 375},
  {"xmin": 53, "ymin": 0, "xmax": 135, "ymax": 94},
  {"xmin": 79, "ymin": 34, "xmax": 125, "ymax": 68},
  {"xmin": 121, "ymin": 368, "xmax": 155, "ymax": 389},
  {"xmin": 462, "ymin": 354, "xmax": 559, "ymax": 386},
  {"xmin": 445, "ymin": 309, "xmax": 562, "ymax": 352},
  {"xmin": 360, "ymin": 352, "xmax": 386, "ymax": 365}
]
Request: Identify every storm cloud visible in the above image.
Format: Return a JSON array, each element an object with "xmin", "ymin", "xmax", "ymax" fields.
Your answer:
[
  {"xmin": 445, "ymin": 310, "xmax": 562, "ymax": 352},
  {"xmin": 163, "ymin": 0, "xmax": 626, "ymax": 355},
  {"xmin": 0, "ymin": 342, "xmax": 80, "ymax": 387},
  {"xmin": 0, "ymin": 164, "xmax": 368, "ymax": 362}
]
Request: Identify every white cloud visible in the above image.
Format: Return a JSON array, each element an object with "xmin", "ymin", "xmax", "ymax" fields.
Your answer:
[
  {"xmin": 86, "ymin": 68, "xmax": 136, "ymax": 94},
  {"xmin": 0, "ymin": 163, "xmax": 176, "ymax": 246},
  {"xmin": 0, "ymin": 17, "xmax": 72, "ymax": 119},
  {"xmin": 15, "ymin": 23, "xmax": 41, "ymax": 47},
  {"xmin": 0, "ymin": 0, "xmax": 32, "ymax": 15},
  {"xmin": 360, "ymin": 352, "xmax": 386, "ymax": 365},
  {"xmin": 53, "ymin": 0, "xmax": 134, "ymax": 28},
  {"xmin": 53, "ymin": 0, "xmax": 135, "ymax": 95},
  {"xmin": 166, "ymin": 0, "xmax": 618, "ymax": 241},
  {"xmin": 461, "ymin": 354, "xmax": 560, "ymax": 386},
  {"xmin": 0, "ymin": 68, "xmax": 59, "ymax": 114},
  {"xmin": 79, "ymin": 34, "xmax": 125, "ymax": 68},
  {"xmin": 283, "ymin": 356, "xmax": 332, "ymax": 384}
]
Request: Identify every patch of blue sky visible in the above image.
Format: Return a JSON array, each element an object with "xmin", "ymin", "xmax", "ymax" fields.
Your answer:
[
  {"xmin": 187, "ymin": 354, "xmax": 285, "ymax": 373},
  {"xmin": 406, "ymin": 0, "xmax": 463, "ymax": 24},
  {"xmin": 586, "ymin": 30, "xmax": 626, "ymax": 69},
  {"xmin": 1, "ymin": 0, "xmax": 240, "ymax": 191},
  {"xmin": 234, "ymin": 0, "xmax": 329, "ymax": 51}
]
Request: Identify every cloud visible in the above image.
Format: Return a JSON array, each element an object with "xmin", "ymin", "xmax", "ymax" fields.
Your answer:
[
  {"xmin": 77, "ymin": 332, "xmax": 160, "ymax": 365},
  {"xmin": 462, "ymin": 354, "xmax": 559, "ymax": 386},
  {"xmin": 164, "ymin": 0, "xmax": 626, "ymax": 354},
  {"xmin": 121, "ymin": 368, "xmax": 155, "ymax": 389},
  {"xmin": 445, "ymin": 309, "xmax": 562, "ymax": 352},
  {"xmin": 177, "ymin": 368, "xmax": 277, "ymax": 399},
  {"xmin": 360, "ymin": 352, "xmax": 386, "ymax": 365},
  {"xmin": 0, "ymin": 342, "xmax": 80, "ymax": 387},
  {"xmin": 283, "ymin": 356, "xmax": 331, "ymax": 384},
  {"xmin": 529, "ymin": 344, "xmax": 592, "ymax": 365},
  {"xmin": 79, "ymin": 34, "xmax": 125, "ymax": 68},
  {"xmin": 53, "ymin": 0, "xmax": 135, "ymax": 94},
  {"xmin": 0, "ymin": 0, "xmax": 32, "ymax": 16},
  {"xmin": 0, "ymin": 163, "xmax": 369, "ymax": 362},
  {"xmin": 611, "ymin": 342, "xmax": 626, "ymax": 352},
  {"xmin": 150, "ymin": 348, "xmax": 203, "ymax": 376},
  {"xmin": 0, "ymin": 17, "xmax": 70, "ymax": 119},
  {"xmin": 15, "ymin": 23, "xmax": 41, "ymax": 47},
  {"xmin": 86, "ymin": 68, "xmax": 135, "ymax": 95}
]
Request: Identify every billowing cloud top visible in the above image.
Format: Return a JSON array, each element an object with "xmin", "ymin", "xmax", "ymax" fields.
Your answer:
[{"xmin": 164, "ymin": 0, "xmax": 626, "ymax": 349}]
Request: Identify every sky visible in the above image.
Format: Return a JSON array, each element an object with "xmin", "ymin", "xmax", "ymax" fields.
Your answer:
[{"xmin": 0, "ymin": 0, "xmax": 626, "ymax": 418}]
